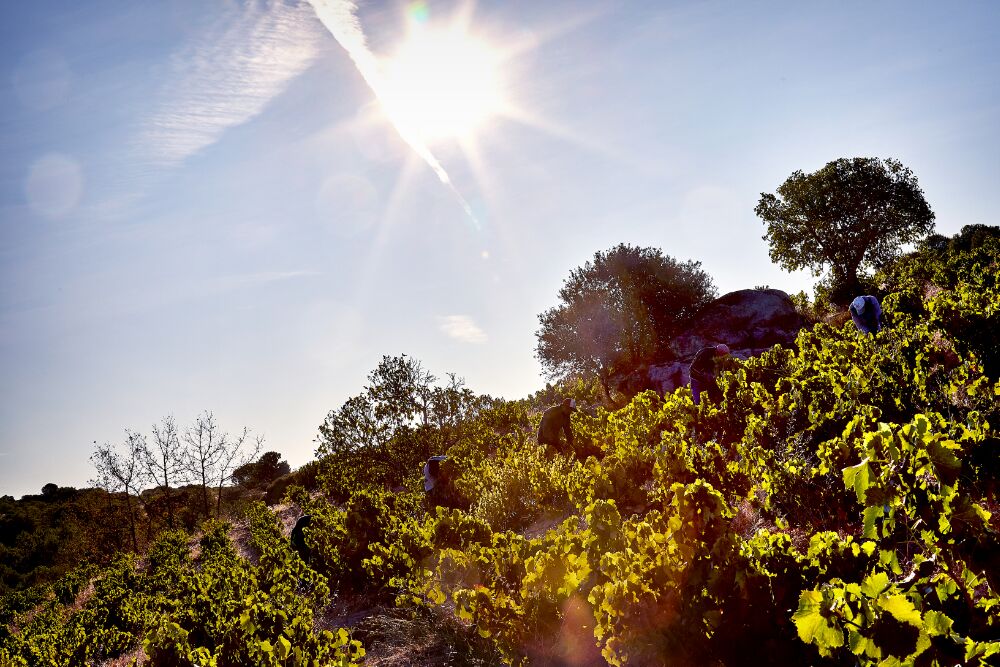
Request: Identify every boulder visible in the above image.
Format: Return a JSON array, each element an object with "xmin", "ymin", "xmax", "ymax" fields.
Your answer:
[{"xmin": 614, "ymin": 289, "xmax": 805, "ymax": 396}]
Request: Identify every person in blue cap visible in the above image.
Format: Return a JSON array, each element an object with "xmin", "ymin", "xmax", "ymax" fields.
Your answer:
[{"xmin": 849, "ymin": 295, "xmax": 885, "ymax": 335}]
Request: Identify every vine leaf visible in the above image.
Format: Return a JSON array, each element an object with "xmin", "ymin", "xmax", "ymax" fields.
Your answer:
[
  {"xmin": 879, "ymin": 594, "xmax": 922, "ymax": 627},
  {"xmin": 923, "ymin": 610, "xmax": 953, "ymax": 637},
  {"xmin": 842, "ymin": 458, "xmax": 872, "ymax": 503},
  {"xmin": 793, "ymin": 590, "xmax": 845, "ymax": 650}
]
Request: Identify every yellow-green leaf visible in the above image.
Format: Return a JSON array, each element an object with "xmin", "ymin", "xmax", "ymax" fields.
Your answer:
[
  {"xmin": 879, "ymin": 594, "xmax": 922, "ymax": 627},
  {"xmin": 792, "ymin": 590, "xmax": 844, "ymax": 649},
  {"xmin": 843, "ymin": 459, "xmax": 872, "ymax": 503},
  {"xmin": 923, "ymin": 610, "xmax": 953, "ymax": 637},
  {"xmin": 861, "ymin": 572, "xmax": 890, "ymax": 597},
  {"xmin": 277, "ymin": 635, "xmax": 291, "ymax": 660}
]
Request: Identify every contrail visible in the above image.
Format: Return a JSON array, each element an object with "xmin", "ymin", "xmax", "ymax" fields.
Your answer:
[{"xmin": 305, "ymin": 0, "xmax": 478, "ymax": 225}]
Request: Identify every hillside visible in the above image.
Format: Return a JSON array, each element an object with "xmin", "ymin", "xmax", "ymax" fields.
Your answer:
[{"xmin": 1, "ymin": 231, "xmax": 998, "ymax": 666}]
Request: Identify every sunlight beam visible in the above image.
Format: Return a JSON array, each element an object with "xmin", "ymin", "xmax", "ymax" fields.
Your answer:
[{"xmin": 305, "ymin": 0, "xmax": 453, "ymax": 185}]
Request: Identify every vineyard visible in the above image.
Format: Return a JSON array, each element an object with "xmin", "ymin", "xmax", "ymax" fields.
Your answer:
[{"xmin": 2, "ymin": 235, "xmax": 998, "ymax": 665}]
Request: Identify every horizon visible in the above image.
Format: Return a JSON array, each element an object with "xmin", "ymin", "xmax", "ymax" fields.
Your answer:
[{"xmin": 2, "ymin": 0, "xmax": 999, "ymax": 498}]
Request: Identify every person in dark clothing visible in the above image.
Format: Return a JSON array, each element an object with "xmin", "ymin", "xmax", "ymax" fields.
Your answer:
[
  {"xmin": 538, "ymin": 398, "xmax": 576, "ymax": 453},
  {"xmin": 290, "ymin": 514, "xmax": 312, "ymax": 563},
  {"xmin": 849, "ymin": 295, "xmax": 885, "ymax": 335},
  {"xmin": 423, "ymin": 455, "xmax": 450, "ymax": 510},
  {"xmin": 424, "ymin": 455, "xmax": 448, "ymax": 493},
  {"xmin": 688, "ymin": 343, "xmax": 730, "ymax": 405},
  {"xmin": 422, "ymin": 456, "xmax": 471, "ymax": 511}
]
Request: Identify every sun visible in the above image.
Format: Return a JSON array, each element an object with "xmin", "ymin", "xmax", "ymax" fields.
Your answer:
[{"xmin": 378, "ymin": 25, "xmax": 505, "ymax": 145}]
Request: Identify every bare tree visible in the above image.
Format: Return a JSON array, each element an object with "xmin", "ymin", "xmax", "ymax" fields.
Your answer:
[
  {"xmin": 214, "ymin": 426, "xmax": 262, "ymax": 517},
  {"xmin": 140, "ymin": 415, "xmax": 186, "ymax": 528},
  {"xmin": 90, "ymin": 431, "xmax": 147, "ymax": 551},
  {"xmin": 182, "ymin": 412, "xmax": 261, "ymax": 519},
  {"xmin": 184, "ymin": 412, "xmax": 221, "ymax": 520}
]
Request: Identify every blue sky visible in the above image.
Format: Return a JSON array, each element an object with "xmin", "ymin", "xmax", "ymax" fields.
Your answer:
[{"xmin": 1, "ymin": 0, "xmax": 997, "ymax": 497}]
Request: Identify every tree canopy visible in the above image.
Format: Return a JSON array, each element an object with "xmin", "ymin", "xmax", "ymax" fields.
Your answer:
[
  {"xmin": 535, "ymin": 243, "xmax": 716, "ymax": 392},
  {"xmin": 918, "ymin": 223, "xmax": 999, "ymax": 255},
  {"xmin": 755, "ymin": 157, "xmax": 935, "ymax": 302},
  {"xmin": 232, "ymin": 451, "xmax": 291, "ymax": 489},
  {"xmin": 315, "ymin": 355, "xmax": 490, "ymax": 495}
]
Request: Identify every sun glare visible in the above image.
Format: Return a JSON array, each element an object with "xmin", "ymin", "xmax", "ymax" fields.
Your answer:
[{"xmin": 379, "ymin": 27, "xmax": 505, "ymax": 144}]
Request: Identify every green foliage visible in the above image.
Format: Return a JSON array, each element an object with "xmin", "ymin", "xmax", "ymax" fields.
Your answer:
[
  {"xmin": 535, "ymin": 243, "xmax": 717, "ymax": 389},
  {"xmin": 1, "ymin": 510, "xmax": 364, "ymax": 666},
  {"xmin": 233, "ymin": 451, "xmax": 291, "ymax": 489},
  {"xmin": 788, "ymin": 289, "xmax": 828, "ymax": 322},
  {"xmin": 756, "ymin": 157, "xmax": 935, "ymax": 301},
  {"xmin": 459, "ymin": 442, "xmax": 574, "ymax": 532},
  {"xmin": 0, "ymin": 488, "xmax": 130, "ymax": 595},
  {"xmin": 568, "ymin": 390, "xmax": 690, "ymax": 511},
  {"xmin": 7, "ymin": 234, "xmax": 999, "ymax": 666},
  {"xmin": 316, "ymin": 355, "xmax": 494, "ymax": 501},
  {"xmin": 299, "ymin": 486, "xmax": 423, "ymax": 592},
  {"xmin": 369, "ymin": 269, "xmax": 999, "ymax": 666},
  {"xmin": 443, "ymin": 398, "xmax": 532, "ymax": 473},
  {"xmin": 527, "ymin": 376, "xmax": 606, "ymax": 414},
  {"xmin": 883, "ymin": 224, "xmax": 999, "ymax": 292},
  {"xmin": 788, "ymin": 412, "xmax": 1000, "ymax": 665},
  {"xmin": 878, "ymin": 223, "xmax": 999, "ymax": 378},
  {"xmin": 317, "ymin": 355, "xmax": 489, "ymax": 458}
]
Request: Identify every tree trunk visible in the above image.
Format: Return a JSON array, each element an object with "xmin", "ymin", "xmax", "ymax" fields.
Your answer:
[
  {"xmin": 103, "ymin": 490, "xmax": 118, "ymax": 548},
  {"xmin": 597, "ymin": 372, "xmax": 614, "ymax": 406},
  {"xmin": 146, "ymin": 509, "xmax": 155, "ymax": 541},
  {"xmin": 215, "ymin": 479, "xmax": 224, "ymax": 517},
  {"xmin": 164, "ymin": 486, "xmax": 174, "ymax": 529},
  {"xmin": 163, "ymin": 453, "xmax": 175, "ymax": 529},
  {"xmin": 123, "ymin": 491, "xmax": 138, "ymax": 552},
  {"xmin": 829, "ymin": 265, "xmax": 862, "ymax": 307},
  {"xmin": 201, "ymin": 463, "xmax": 210, "ymax": 519},
  {"xmin": 846, "ymin": 263, "xmax": 860, "ymax": 292}
]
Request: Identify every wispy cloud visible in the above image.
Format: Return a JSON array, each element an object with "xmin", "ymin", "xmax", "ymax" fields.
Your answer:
[
  {"xmin": 438, "ymin": 315, "xmax": 488, "ymax": 344},
  {"xmin": 143, "ymin": 0, "xmax": 320, "ymax": 166}
]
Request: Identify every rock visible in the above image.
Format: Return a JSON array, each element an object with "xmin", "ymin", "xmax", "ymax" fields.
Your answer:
[
  {"xmin": 668, "ymin": 289, "xmax": 805, "ymax": 358},
  {"xmin": 613, "ymin": 289, "xmax": 805, "ymax": 396}
]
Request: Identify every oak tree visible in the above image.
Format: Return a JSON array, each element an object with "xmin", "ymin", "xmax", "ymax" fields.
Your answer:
[
  {"xmin": 535, "ymin": 244, "xmax": 716, "ymax": 395},
  {"xmin": 755, "ymin": 157, "xmax": 935, "ymax": 302},
  {"xmin": 232, "ymin": 451, "xmax": 291, "ymax": 489}
]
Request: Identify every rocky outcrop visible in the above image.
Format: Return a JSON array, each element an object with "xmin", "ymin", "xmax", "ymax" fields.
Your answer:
[{"xmin": 614, "ymin": 289, "xmax": 806, "ymax": 396}]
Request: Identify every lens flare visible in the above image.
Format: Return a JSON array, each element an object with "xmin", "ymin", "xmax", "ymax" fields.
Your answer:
[
  {"xmin": 407, "ymin": 1, "xmax": 430, "ymax": 24},
  {"xmin": 379, "ymin": 27, "xmax": 504, "ymax": 144}
]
